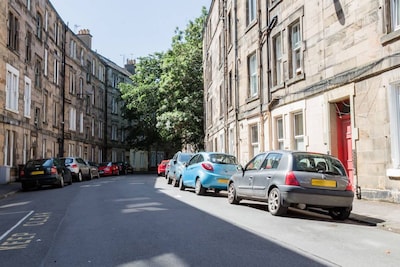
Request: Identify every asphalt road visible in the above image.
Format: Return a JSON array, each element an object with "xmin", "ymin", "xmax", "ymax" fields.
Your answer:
[{"xmin": 0, "ymin": 174, "xmax": 399, "ymax": 267}]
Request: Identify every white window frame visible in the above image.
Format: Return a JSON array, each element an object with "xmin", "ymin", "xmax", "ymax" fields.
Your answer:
[
  {"xmin": 293, "ymin": 112, "xmax": 304, "ymax": 150},
  {"xmin": 388, "ymin": 83, "xmax": 400, "ymax": 169},
  {"xmin": 249, "ymin": 53, "xmax": 258, "ymax": 97},
  {"xmin": 290, "ymin": 21, "xmax": 302, "ymax": 77},
  {"xmin": 250, "ymin": 124, "xmax": 259, "ymax": 157},
  {"xmin": 247, "ymin": 0, "xmax": 256, "ymax": 25},
  {"xmin": 5, "ymin": 130, "xmax": 15, "ymax": 166},
  {"xmin": 80, "ymin": 112, "xmax": 84, "ymax": 133},
  {"xmin": 276, "ymin": 117, "xmax": 284, "ymax": 150},
  {"xmin": 273, "ymin": 33, "xmax": 283, "ymax": 86},
  {"xmin": 392, "ymin": 0, "xmax": 400, "ymax": 31},
  {"xmin": 24, "ymin": 76, "xmax": 31, "ymax": 117},
  {"xmin": 44, "ymin": 49, "xmax": 48, "ymax": 76},
  {"xmin": 6, "ymin": 64, "xmax": 19, "ymax": 113},
  {"xmin": 69, "ymin": 108, "xmax": 76, "ymax": 131}
]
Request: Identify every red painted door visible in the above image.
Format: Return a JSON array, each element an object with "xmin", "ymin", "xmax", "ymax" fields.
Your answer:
[{"xmin": 337, "ymin": 114, "xmax": 353, "ymax": 184}]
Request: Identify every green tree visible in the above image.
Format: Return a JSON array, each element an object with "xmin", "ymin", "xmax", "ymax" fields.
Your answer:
[{"xmin": 120, "ymin": 7, "xmax": 207, "ymax": 151}]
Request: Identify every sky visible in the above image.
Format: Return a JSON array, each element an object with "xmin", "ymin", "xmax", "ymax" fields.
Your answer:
[{"xmin": 50, "ymin": 0, "xmax": 211, "ymax": 67}]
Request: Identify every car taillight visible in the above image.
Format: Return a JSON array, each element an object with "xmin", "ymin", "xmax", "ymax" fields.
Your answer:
[
  {"xmin": 285, "ymin": 171, "xmax": 300, "ymax": 186},
  {"xmin": 19, "ymin": 170, "xmax": 25, "ymax": 177},
  {"xmin": 201, "ymin": 163, "xmax": 214, "ymax": 171},
  {"xmin": 71, "ymin": 164, "xmax": 78, "ymax": 168},
  {"xmin": 51, "ymin": 166, "xmax": 57, "ymax": 174},
  {"xmin": 345, "ymin": 180, "xmax": 353, "ymax": 191}
]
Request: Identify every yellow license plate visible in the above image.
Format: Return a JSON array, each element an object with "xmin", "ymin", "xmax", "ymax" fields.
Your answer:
[
  {"xmin": 217, "ymin": 179, "xmax": 228, "ymax": 184},
  {"xmin": 311, "ymin": 179, "xmax": 336, "ymax": 187},
  {"xmin": 31, "ymin": 170, "xmax": 44, "ymax": 175}
]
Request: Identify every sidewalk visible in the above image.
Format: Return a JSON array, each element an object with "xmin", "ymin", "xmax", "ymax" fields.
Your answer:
[{"xmin": 0, "ymin": 182, "xmax": 399, "ymax": 233}]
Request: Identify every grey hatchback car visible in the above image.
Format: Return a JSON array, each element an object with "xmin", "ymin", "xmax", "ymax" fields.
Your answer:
[
  {"xmin": 228, "ymin": 151, "xmax": 354, "ymax": 220},
  {"xmin": 60, "ymin": 157, "xmax": 91, "ymax": 182}
]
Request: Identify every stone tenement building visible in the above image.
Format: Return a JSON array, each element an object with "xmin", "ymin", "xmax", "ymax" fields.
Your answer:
[
  {"xmin": 203, "ymin": 0, "xmax": 400, "ymax": 203},
  {"xmin": 0, "ymin": 0, "xmax": 133, "ymax": 182}
]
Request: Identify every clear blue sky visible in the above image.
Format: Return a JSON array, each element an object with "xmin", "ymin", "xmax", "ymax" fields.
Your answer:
[{"xmin": 50, "ymin": 0, "xmax": 211, "ymax": 66}]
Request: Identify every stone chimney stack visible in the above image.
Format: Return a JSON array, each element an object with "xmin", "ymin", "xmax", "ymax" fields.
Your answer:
[{"xmin": 77, "ymin": 29, "xmax": 92, "ymax": 49}]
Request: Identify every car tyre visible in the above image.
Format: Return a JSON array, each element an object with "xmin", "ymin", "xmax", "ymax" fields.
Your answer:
[
  {"xmin": 195, "ymin": 179, "xmax": 206, "ymax": 195},
  {"xmin": 58, "ymin": 174, "xmax": 65, "ymax": 188},
  {"xmin": 268, "ymin": 187, "xmax": 288, "ymax": 216},
  {"xmin": 77, "ymin": 172, "xmax": 83, "ymax": 182},
  {"xmin": 167, "ymin": 174, "xmax": 172, "ymax": 184},
  {"xmin": 21, "ymin": 182, "xmax": 30, "ymax": 191},
  {"xmin": 227, "ymin": 183, "xmax": 240, "ymax": 204},
  {"xmin": 329, "ymin": 207, "xmax": 352, "ymax": 220},
  {"xmin": 179, "ymin": 178, "xmax": 186, "ymax": 191}
]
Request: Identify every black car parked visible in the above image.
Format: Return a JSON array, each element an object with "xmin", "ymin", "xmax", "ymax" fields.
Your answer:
[{"xmin": 20, "ymin": 158, "xmax": 73, "ymax": 190}]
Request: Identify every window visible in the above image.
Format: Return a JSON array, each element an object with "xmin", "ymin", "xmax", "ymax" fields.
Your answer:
[
  {"xmin": 53, "ymin": 101, "xmax": 58, "ymax": 127},
  {"xmin": 112, "ymin": 97, "xmax": 118, "ymax": 114},
  {"xmin": 388, "ymin": 83, "xmax": 400, "ymax": 169},
  {"xmin": 227, "ymin": 11, "xmax": 232, "ymax": 47},
  {"xmin": 54, "ymin": 54, "xmax": 59, "ymax": 84},
  {"xmin": 219, "ymin": 84, "xmax": 224, "ymax": 117},
  {"xmin": 111, "ymin": 125, "xmax": 117, "ymax": 140},
  {"xmin": 245, "ymin": 153, "xmax": 266, "ymax": 171},
  {"xmin": 248, "ymin": 53, "xmax": 258, "ymax": 97},
  {"xmin": 69, "ymin": 71, "xmax": 76, "ymax": 94},
  {"xmin": 250, "ymin": 124, "xmax": 259, "ymax": 158},
  {"xmin": 70, "ymin": 40, "xmax": 76, "ymax": 58},
  {"xmin": 79, "ymin": 77, "xmax": 83, "ymax": 97},
  {"xmin": 26, "ymin": 0, "xmax": 31, "ymax": 10},
  {"xmin": 36, "ymin": 12, "xmax": 42, "ymax": 40},
  {"xmin": 23, "ymin": 134, "xmax": 28, "ymax": 164},
  {"xmin": 45, "ymin": 10, "xmax": 49, "ymax": 32},
  {"xmin": 392, "ymin": 0, "xmax": 400, "ymax": 31},
  {"xmin": 98, "ymin": 121, "xmax": 104, "ymax": 139},
  {"xmin": 24, "ymin": 77, "xmax": 31, "ymax": 117},
  {"xmin": 293, "ymin": 112, "xmax": 304, "ymax": 150},
  {"xmin": 25, "ymin": 32, "xmax": 32, "ymax": 62},
  {"xmin": 276, "ymin": 117, "xmax": 284, "ymax": 149},
  {"xmin": 264, "ymin": 153, "xmax": 282, "ymax": 169},
  {"xmin": 43, "ymin": 92, "xmax": 48, "ymax": 123},
  {"xmin": 5, "ymin": 130, "xmax": 16, "ymax": 166},
  {"xmin": 34, "ymin": 59, "xmax": 42, "ymax": 88},
  {"xmin": 69, "ymin": 108, "xmax": 76, "ymax": 131},
  {"xmin": 7, "ymin": 12, "xmax": 19, "ymax": 51},
  {"xmin": 228, "ymin": 70, "xmax": 233, "ymax": 108},
  {"xmin": 289, "ymin": 21, "xmax": 302, "ymax": 78},
  {"xmin": 42, "ymin": 139, "xmax": 46, "ymax": 158},
  {"xmin": 80, "ymin": 112, "xmax": 84, "ymax": 133},
  {"xmin": 44, "ymin": 49, "xmax": 48, "ymax": 76},
  {"xmin": 247, "ymin": 0, "xmax": 256, "ymax": 25},
  {"xmin": 86, "ymin": 60, "xmax": 91, "ymax": 83},
  {"xmin": 273, "ymin": 33, "xmax": 283, "ymax": 86},
  {"xmin": 6, "ymin": 64, "xmax": 19, "ymax": 112},
  {"xmin": 229, "ymin": 128, "xmax": 235, "ymax": 155},
  {"xmin": 91, "ymin": 118, "xmax": 95, "ymax": 137}
]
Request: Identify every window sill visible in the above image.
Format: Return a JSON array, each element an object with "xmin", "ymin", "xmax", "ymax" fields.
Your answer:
[
  {"xmin": 380, "ymin": 29, "xmax": 400, "ymax": 46},
  {"xmin": 287, "ymin": 72, "xmax": 305, "ymax": 86},
  {"xmin": 387, "ymin": 169, "xmax": 400, "ymax": 180},
  {"xmin": 271, "ymin": 83, "xmax": 285, "ymax": 94}
]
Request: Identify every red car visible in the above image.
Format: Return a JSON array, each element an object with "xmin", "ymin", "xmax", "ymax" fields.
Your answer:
[
  {"xmin": 98, "ymin": 162, "xmax": 119, "ymax": 176},
  {"xmin": 157, "ymin": 160, "xmax": 170, "ymax": 177}
]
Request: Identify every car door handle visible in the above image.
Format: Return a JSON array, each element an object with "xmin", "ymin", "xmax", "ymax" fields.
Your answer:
[
  {"xmin": 267, "ymin": 176, "xmax": 272, "ymax": 179},
  {"xmin": 249, "ymin": 176, "xmax": 253, "ymax": 180}
]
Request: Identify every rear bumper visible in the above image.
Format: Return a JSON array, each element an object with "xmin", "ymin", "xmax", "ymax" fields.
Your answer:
[
  {"xmin": 21, "ymin": 177, "xmax": 60, "ymax": 187},
  {"xmin": 279, "ymin": 186, "xmax": 354, "ymax": 208}
]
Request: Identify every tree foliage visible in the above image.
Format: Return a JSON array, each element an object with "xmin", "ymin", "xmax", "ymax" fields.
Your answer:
[{"xmin": 120, "ymin": 7, "xmax": 207, "ymax": 151}]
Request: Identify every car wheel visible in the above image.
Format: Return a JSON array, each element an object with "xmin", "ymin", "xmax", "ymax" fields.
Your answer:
[
  {"xmin": 179, "ymin": 178, "xmax": 186, "ymax": 191},
  {"xmin": 21, "ymin": 183, "xmax": 30, "ymax": 191},
  {"xmin": 88, "ymin": 172, "xmax": 93, "ymax": 180},
  {"xmin": 227, "ymin": 183, "xmax": 240, "ymax": 204},
  {"xmin": 195, "ymin": 179, "xmax": 206, "ymax": 195},
  {"xmin": 329, "ymin": 207, "xmax": 352, "ymax": 220},
  {"xmin": 173, "ymin": 177, "xmax": 179, "ymax": 187},
  {"xmin": 268, "ymin": 187, "xmax": 288, "ymax": 216},
  {"xmin": 59, "ymin": 174, "xmax": 65, "ymax": 188},
  {"xmin": 77, "ymin": 172, "xmax": 83, "ymax": 182},
  {"xmin": 167, "ymin": 174, "xmax": 172, "ymax": 184}
]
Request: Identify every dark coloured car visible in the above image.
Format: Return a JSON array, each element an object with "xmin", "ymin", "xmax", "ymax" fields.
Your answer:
[
  {"xmin": 167, "ymin": 152, "xmax": 193, "ymax": 186},
  {"xmin": 59, "ymin": 157, "xmax": 91, "ymax": 182},
  {"xmin": 228, "ymin": 150, "xmax": 354, "ymax": 220},
  {"xmin": 20, "ymin": 158, "xmax": 73, "ymax": 190},
  {"xmin": 86, "ymin": 161, "xmax": 100, "ymax": 179},
  {"xmin": 115, "ymin": 161, "xmax": 132, "ymax": 175},
  {"xmin": 180, "ymin": 152, "xmax": 239, "ymax": 195}
]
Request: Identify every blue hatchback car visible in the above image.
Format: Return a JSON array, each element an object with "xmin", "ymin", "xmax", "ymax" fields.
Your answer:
[{"xmin": 179, "ymin": 152, "xmax": 239, "ymax": 195}]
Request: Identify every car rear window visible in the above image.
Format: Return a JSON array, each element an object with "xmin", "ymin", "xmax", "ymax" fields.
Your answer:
[
  {"xmin": 293, "ymin": 153, "xmax": 346, "ymax": 176},
  {"xmin": 179, "ymin": 154, "xmax": 193, "ymax": 162},
  {"xmin": 26, "ymin": 159, "xmax": 52, "ymax": 168},
  {"xmin": 209, "ymin": 154, "xmax": 237, "ymax": 164}
]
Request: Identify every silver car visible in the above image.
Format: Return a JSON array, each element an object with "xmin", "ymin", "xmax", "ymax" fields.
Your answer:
[
  {"xmin": 228, "ymin": 151, "xmax": 354, "ymax": 220},
  {"xmin": 166, "ymin": 151, "xmax": 193, "ymax": 186},
  {"xmin": 60, "ymin": 157, "xmax": 91, "ymax": 182}
]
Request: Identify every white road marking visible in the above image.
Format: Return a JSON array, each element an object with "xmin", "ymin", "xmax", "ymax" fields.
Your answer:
[{"xmin": 0, "ymin": 210, "xmax": 34, "ymax": 241}]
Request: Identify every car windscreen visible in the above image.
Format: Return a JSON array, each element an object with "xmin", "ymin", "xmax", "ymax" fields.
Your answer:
[{"xmin": 180, "ymin": 154, "xmax": 193, "ymax": 162}]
